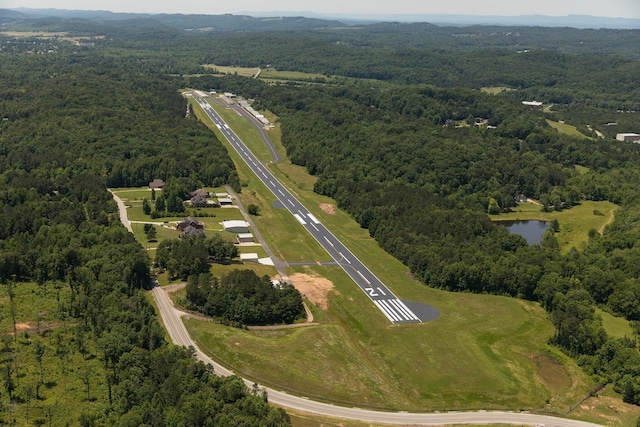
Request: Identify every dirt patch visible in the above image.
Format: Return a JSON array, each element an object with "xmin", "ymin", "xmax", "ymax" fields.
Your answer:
[
  {"xmin": 15, "ymin": 323, "xmax": 31, "ymax": 331},
  {"xmin": 319, "ymin": 203, "xmax": 336, "ymax": 215},
  {"xmin": 288, "ymin": 273, "xmax": 335, "ymax": 310},
  {"xmin": 532, "ymin": 354, "xmax": 570, "ymax": 394}
]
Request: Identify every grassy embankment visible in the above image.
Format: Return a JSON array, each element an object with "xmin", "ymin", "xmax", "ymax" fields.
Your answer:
[{"xmin": 177, "ymin": 95, "xmax": 621, "ymax": 417}]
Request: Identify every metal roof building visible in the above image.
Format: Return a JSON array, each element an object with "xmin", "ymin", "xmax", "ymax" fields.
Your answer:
[{"xmin": 222, "ymin": 220, "xmax": 250, "ymax": 233}]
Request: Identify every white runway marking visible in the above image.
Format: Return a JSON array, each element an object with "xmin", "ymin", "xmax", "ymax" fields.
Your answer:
[
  {"xmin": 307, "ymin": 213, "xmax": 320, "ymax": 224},
  {"xmin": 293, "ymin": 214, "xmax": 306, "ymax": 225}
]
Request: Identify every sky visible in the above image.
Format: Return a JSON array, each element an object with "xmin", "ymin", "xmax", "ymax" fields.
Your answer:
[{"xmin": 3, "ymin": 0, "xmax": 640, "ymax": 19}]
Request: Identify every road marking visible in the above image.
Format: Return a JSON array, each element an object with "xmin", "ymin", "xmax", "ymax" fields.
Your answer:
[
  {"xmin": 278, "ymin": 189, "xmax": 285, "ymax": 196},
  {"xmin": 288, "ymin": 199, "xmax": 295, "ymax": 207},
  {"xmin": 324, "ymin": 236, "xmax": 334, "ymax": 247},
  {"xmin": 356, "ymin": 270, "xmax": 371, "ymax": 285},
  {"xmin": 298, "ymin": 210, "xmax": 306, "ymax": 217},
  {"xmin": 293, "ymin": 214, "xmax": 306, "ymax": 225},
  {"xmin": 270, "ymin": 180, "xmax": 276, "ymax": 187},
  {"xmin": 310, "ymin": 223, "xmax": 319, "ymax": 231},
  {"xmin": 390, "ymin": 299, "xmax": 420, "ymax": 321},
  {"xmin": 215, "ymin": 124, "xmax": 221, "ymax": 129},
  {"xmin": 307, "ymin": 213, "xmax": 320, "ymax": 224},
  {"xmin": 377, "ymin": 287, "xmax": 387, "ymax": 296},
  {"xmin": 262, "ymin": 172, "xmax": 268, "ymax": 178},
  {"xmin": 373, "ymin": 300, "xmax": 396, "ymax": 323},
  {"xmin": 377, "ymin": 300, "xmax": 402, "ymax": 322}
]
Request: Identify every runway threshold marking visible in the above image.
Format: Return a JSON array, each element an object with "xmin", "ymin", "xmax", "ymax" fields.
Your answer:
[{"xmin": 294, "ymin": 214, "xmax": 307, "ymax": 225}]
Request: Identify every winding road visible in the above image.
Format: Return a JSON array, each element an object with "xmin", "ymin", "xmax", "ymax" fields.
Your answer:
[{"xmin": 152, "ymin": 282, "xmax": 603, "ymax": 427}]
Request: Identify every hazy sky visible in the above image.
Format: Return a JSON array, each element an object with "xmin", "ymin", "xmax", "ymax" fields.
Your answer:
[{"xmin": 3, "ymin": 0, "xmax": 640, "ymax": 18}]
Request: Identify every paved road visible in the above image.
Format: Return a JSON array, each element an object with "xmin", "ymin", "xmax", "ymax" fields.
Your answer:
[
  {"xmin": 195, "ymin": 95, "xmax": 421, "ymax": 325},
  {"xmin": 152, "ymin": 283, "xmax": 603, "ymax": 427},
  {"xmin": 108, "ymin": 189, "xmax": 132, "ymax": 233}
]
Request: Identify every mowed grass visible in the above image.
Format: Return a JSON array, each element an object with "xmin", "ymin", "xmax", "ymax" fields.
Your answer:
[
  {"xmin": 480, "ymin": 86, "xmax": 513, "ymax": 94},
  {"xmin": 597, "ymin": 308, "xmax": 634, "ymax": 340},
  {"xmin": 181, "ymin": 93, "xmax": 601, "ymax": 416},
  {"xmin": 491, "ymin": 200, "xmax": 619, "ymax": 253},
  {"xmin": 202, "ymin": 64, "xmax": 259, "ymax": 77},
  {"xmin": 546, "ymin": 119, "xmax": 595, "ymax": 140},
  {"xmin": 186, "ymin": 264, "xmax": 587, "ymax": 411}
]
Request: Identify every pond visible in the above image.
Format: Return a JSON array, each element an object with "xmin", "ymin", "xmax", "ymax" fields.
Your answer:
[{"xmin": 497, "ymin": 220, "xmax": 550, "ymax": 245}]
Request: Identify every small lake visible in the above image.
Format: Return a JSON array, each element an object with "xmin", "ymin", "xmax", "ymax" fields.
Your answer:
[{"xmin": 497, "ymin": 220, "xmax": 550, "ymax": 245}]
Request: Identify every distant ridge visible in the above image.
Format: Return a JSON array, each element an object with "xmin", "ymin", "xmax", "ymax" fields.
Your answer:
[{"xmin": 240, "ymin": 11, "xmax": 640, "ymax": 29}]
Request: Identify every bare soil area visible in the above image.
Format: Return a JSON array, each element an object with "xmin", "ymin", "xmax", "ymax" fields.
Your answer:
[
  {"xmin": 319, "ymin": 203, "xmax": 336, "ymax": 215},
  {"xmin": 288, "ymin": 273, "xmax": 335, "ymax": 310}
]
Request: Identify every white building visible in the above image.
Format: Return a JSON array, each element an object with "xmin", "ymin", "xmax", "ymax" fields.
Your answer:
[
  {"xmin": 240, "ymin": 253, "xmax": 259, "ymax": 263},
  {"xmin": 616, "ymin": 133, "xmax": 640, "ymax": 142},
  {"xmin": 222, "ymin": 220, "xmax": 250, "ymax": 233},
  {"xmin": 237, "ymin": 233, "xmax": 254, "ymax": 244}
]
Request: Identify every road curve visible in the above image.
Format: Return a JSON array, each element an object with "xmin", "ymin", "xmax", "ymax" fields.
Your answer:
[{"xmin": 152, "ymin": 284, "xmax": 603, "ymax": 427}]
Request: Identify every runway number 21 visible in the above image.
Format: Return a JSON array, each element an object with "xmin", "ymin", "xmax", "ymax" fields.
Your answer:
[{"xmin": 365, "ymin": 287, "xmax": 387, "ymax": 297}]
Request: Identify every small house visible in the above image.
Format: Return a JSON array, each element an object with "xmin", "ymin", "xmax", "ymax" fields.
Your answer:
[
  {"xmin": 189, "ymin": 194, "xmax": 208, "ymax": 208},
  {"xmin": 218, "ymin": 197, "xmax": 233, "ymax": 206},
  {"xmin": 148, "ymin": 179, "xmax": 165, "ymax": 190}
]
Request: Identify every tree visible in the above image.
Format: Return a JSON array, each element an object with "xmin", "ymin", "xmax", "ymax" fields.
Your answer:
[
  {"xmin": 142, "ymin": 198, "xmax": 151, "ymax": 215},
  {"xmin": 155, "ymin": 195, "xmax": 166, "ymax": 212},
  {"xmin": 247, "ymin": 204, "xmax": 260, "ymax": 216},
  {"xmin": 145, "ymin": 225, "xmax": 157, "ymax": 242},
  {"xmin": 487, "ymin": 197, "xmax": 500, "ymax": 215}
]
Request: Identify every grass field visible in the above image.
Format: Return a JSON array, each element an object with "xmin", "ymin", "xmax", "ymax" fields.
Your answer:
[
  {"xmin": 202, "ymin": 64, "xmax": 259, "ymax": 77},
  {"xmin": 546, "ymin": 119, "xmax": 595, "ymax": 140},
  {"xmin": 480, "ymin": 86, "xmax": 514, "ymax": 94},
  {"xmin": 202, "ymin": 64, "xmax": 339, "ymax": 84},
  {"xmin": 491, "ymin": 200, "xmax": 618, "ymax": 253},
  {"xmin": 598, "ymin": 308, "xmax": 634, "ymax": 339}
]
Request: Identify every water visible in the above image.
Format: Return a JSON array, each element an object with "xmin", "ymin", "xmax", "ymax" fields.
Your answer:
[{"xmin": 497, "ymin": 220, "xmax": 550, "ymax": 245}]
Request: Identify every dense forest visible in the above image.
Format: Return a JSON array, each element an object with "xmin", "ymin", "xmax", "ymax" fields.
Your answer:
[
  {"xmin": 2, "ymin": 7, "xmax": 640, "ymax": 423},
  {"xmin": 0, "ymin": 33, "xmax": 289, "ymax": 424}
]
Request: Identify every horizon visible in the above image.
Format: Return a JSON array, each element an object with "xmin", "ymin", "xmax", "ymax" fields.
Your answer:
[{"xmin": 3, "ymin": 0, "xmax": 640, "ymax": 20}]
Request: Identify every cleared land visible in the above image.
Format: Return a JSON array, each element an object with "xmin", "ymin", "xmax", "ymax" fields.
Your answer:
[
  {"xmin": 491, "ymin": 200, "xmax": 618, "ymax": 253},
  {"xmin": 546, "ymin": 119, "xmax": 595, "ymax": 140}
]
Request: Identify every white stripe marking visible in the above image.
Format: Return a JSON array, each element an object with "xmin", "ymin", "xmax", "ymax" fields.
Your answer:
[
  {"xmin": 324, "ymin": 236, "xmax": 334, "ymax": 247},
  {"xmin": 389, "ymin": 299, "xmax": 413, "ymax": 321},
  {"xmin": 339, "ymin": 252, "xmax": 351, "ymax": 264},
  {"xmin": 310, "ymin": 223, "xmax": 319, "ymax": 231},
  {"xmin": 298, "ymin": 210, "xmax": 306, "ymax": 218},
  {"xmin": 373, "ymin": 301, "xmax": 395, "ymax": 322},
  {"xmin": 378, "ymin": 300, "xmax": 402, "ymax": 322},
  {"xmin": 270, "ymin": 181, "xmax": 276, "ymax": 187},
  {"xmin": 356, "ymin": 270, "xmax": 371, "ymax": 285},
  {"xmin": 391, "ymin": 299, "xmax": 420, "ymax": 321},
  {"xmin": 293, "ymin": 214, "xmax": 306, "ymax": 225},
  {"xmin": 278, "ymin": 189, "xmax": 285, "ymax": 196},
  {"xmin": 307, "ymin": 213, "xmax": 320, "ymax": 224},
  {"xmin": 288, "ymin": 199, "xmax": 295, "ymax": 206}
]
